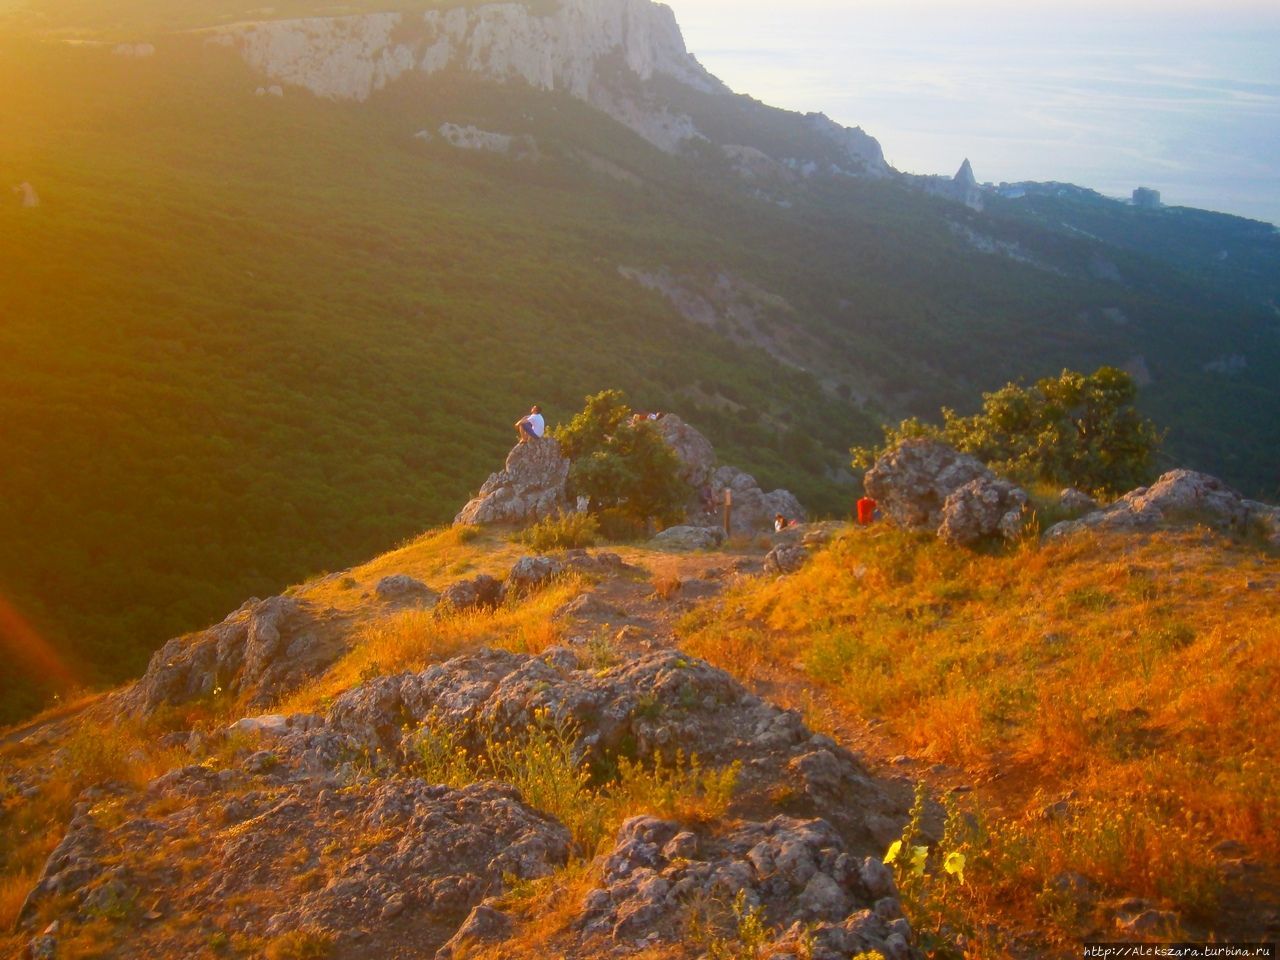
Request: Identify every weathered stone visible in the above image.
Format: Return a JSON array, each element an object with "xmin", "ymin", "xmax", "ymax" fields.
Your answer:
[
  {"xmin": 650, "ymin": 525, "xmax": 723, "ymax": 551},
  {"xmin": 578, "ymin": 814, "xmax": 902, "ymax": 952},
  {"xmin": 436, "ymin": 574, "xmax": 501, "ymax": 615},
  {"xmin": 500, "ymin": 555, "xmax": 564, "ymax": 600},
  {"xmin": 375, "ymin": 574, "xmax": 437, "ymax": 605},
  {"xmin": 864, "ymin": 439, "xmax": 992, "ymax": 531},
  {"xmin": 455, "ymin": 438, "xmax": 570, "ymax": 526},
  {"xmin": 937, "ymin": 476, "xmax": 1029, "ymax": 546},
  {"xmin": 651, "ymin": 413, "xmax": 717, "ymax": 490},
  {"xmin": 1047, "ymin": 470, "xmax": 1264, "ymax": 540},
  {"xmin": 764, "ymin": 543, "xmax": 808, "ymax": 575},
  {"xmin": 123, "ymin": 595, "xmax": 349, "ymax": 714},
  {"xmin": 435, "ymin": 902, "xmax": 515, "ymax": 959},
  {"xmin": 712, "ymin": 465, "xmax": 806, "ymax": 535},
  {"xmin": 1058, "ymin": 487, "xmax": 1098, "ymax": 513}
]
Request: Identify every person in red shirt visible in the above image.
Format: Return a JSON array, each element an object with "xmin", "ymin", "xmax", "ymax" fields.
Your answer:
[{"xmin": 856, "ymin": 495, "xmax": 877, "ymax": 525}]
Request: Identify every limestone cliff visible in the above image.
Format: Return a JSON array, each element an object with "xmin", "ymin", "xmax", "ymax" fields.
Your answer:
[
  {"xmin": 209, "ymin": 0, "xmax": 889, "ymax": 169},
  {"xmin": 212, "ymin": 0, "xmax": 723, "ymax": 152}
]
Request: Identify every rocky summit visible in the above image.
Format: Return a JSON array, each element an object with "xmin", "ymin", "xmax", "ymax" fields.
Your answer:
[{"xmin": 4, "ymin": 428, "xmax": 1279, "ymax": 958}]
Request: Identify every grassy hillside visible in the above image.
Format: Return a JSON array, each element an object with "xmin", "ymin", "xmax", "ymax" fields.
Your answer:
[
  {"xmin": 2, "ymin": 26, "xmax": 1278, "ymax": 723},
  {"xmin": 0, "ymin": 36, "xmax": 871, "ymax": 721},
  {"xmin": 1, "ymin": 521, "xmax": 1274, "ymax": 958},
  {"xmin": 681, "ymin": 524, "xmax": 1279, "ymax": 952}
]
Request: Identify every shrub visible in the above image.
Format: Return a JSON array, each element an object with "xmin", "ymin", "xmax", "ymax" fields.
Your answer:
[
  {"xmin": 852, "ymin": 366, "xmax": 1162, "ymax": 497},
  {"xmin": 410, "ymin": 709, "xmax": 739, "ymax": 854},
  {"xmin": 519, "ymin": 513, "xmax": 600, "ymax": 551},
  {"xmin": 263, "ymin": 928, "xmax": 334, "ymax": 960},
  {"xmin": 555, "ymin": 390, "xmax": 689, "ymax": 526}
]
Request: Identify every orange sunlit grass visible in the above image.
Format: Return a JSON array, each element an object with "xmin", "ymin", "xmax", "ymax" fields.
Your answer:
[{"xmin": 680, "ymin": 524, "xmax": 1280, "ymax": 948}]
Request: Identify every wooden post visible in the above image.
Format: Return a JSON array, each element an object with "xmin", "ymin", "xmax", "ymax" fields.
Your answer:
[{"xmin": 723, "ymin": 488, "xmax": 733, "ymax": 539}]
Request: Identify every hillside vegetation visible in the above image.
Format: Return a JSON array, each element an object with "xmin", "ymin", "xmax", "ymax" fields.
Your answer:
[{"xmin": 2, "ymin": 19, "xmax": 1278, "ymax": 724}]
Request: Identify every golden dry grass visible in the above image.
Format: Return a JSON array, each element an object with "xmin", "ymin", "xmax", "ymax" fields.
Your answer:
[
  {"xmin": 681, "ymin": 524, "xmax": 1280, "ymax": 949},
  {"xmin": 277, "ymin": 574, "xmax": 583, "ymax": 715}
]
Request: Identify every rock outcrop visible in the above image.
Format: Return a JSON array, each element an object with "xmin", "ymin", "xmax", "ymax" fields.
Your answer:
[
  {"xmin": 712, "ymin": 465, "xmax": 806, "ymax": 535},
  {"xmin": 763, "ymin": 542, "xmax": 809, "ymax": 575},
  {"xmin": 864, "ymin": 440, "xmax": 1028, "ymax": 546},
  {"xmin": 454, "ymin": 437, "xmax": 570, "ymax": 526},
  {"xmin": 212, "ymin": 0, "xmax": 723, "ymax": 152},
  {"xmin": 123, "ymin": 595, "xmax": 349, "ymax": 714},
  {"xmin": 1059, "ymin": 487, "xmax": 1099, "ymax": 513},
  {"xmin": 21, "ymin": 773, "xmax": 570, "ymax": 958},
  {"xmin": 650, "ymin": 413, "xmax": 716, "ymax": 490},
  {"xmin": 1046, "ymin": 469, "xmax": 1275, "ymax": 543},
  {"xmin": 209, "ymin": 0, "xmax": 889, "ymax": 169},
  {"xmin": 375, "ymin": 574, "xmax": 436, "ymax": 605},
  {"xmin": 437, "ymin": 122, "xmax": 538, "ymax": 158},
  {"xmin": 649, "ymin": 524, "xmax": 723, "ymax": 551},
  {"xmin": 864, "ymin": 439, "xmax": 992, "ymax": 531},
  {"xmin": 937, "ymin": 476, "xmax": 1029, "ymax": 547},
  {"xmin": 577, "ymin": 814, "xmax": 913, "ymax": 959}
]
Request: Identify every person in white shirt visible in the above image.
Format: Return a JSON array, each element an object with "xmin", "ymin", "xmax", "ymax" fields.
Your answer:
[{"xmin": 515, "ymin": 404, "xmax": 545, "ymax": 443}]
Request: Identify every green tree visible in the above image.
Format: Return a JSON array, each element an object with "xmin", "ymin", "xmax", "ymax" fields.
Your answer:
[
  {"xmin": 555, "ymin": 390, "xmax": 689, "ymax": 524},
  {"xmin": 852, "ymin": 367, "xmax": 1162, "ymax": 496}
]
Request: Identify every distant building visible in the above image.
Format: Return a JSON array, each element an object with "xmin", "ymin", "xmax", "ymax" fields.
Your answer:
[{"xmin": 1132, "ymin": 187, "xmax": 1161, "ymax": 209}]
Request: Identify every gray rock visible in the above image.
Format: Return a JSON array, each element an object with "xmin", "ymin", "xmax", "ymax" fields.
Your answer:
[
  {"xmin": 501, "ymin": 555, "xmax": 564, "ymax": 600},
  {"xmin": 435, "ymin": 902, "xmax": 514, "ymax": 959},
  {"xmin": 712, "ymin": 465, "xmax": 806, "ymax": 535},
  {"xmin": 1047, "ymin": 469, "xmax": 1262, "ymax": 540},
  {"xmin": 555, "ymin": 592, "xmax": 621, "ymax": 621},
  {"xmin": 650, "ymin": 525, "xmax": 723, "ymax": 551},
  {"xmin": 864, "ymin": 439, "xmax": 992, "ymax": 531},
  {"xmin": 227, "ymin": 713, "xmax": 323, "ymax": 739},
  {"xmin": 436, "ymin": 574, "xmax": 501, "ymax": 614},
  {"xmin": 375, "ymin": 574, "xmax": 436, "ymax": 605},
  {"xmin": 651, "ymin": 413, "xmax": 717, "ymax": 490},
  {"xmin": 1242, "ymin": 499, "xmax": 1280, "ymax": 547},
  {"xmin": 764, "ymin": 544, "xmax": 808, "ymax": 575},
  {"xmin": 579, "ymin": 814, "xmax": 903, "ymax": 951},
  {"xmin": 122, "ymin": 595, "xmax": 349, "ymax": 714},
  {"xmin": 455, "ymin": 438, "xmax": 570, "ymax": 526},
  {"xmin": 937, "ymin": 476, "xmax": 1029, "ymax": 546},
  {"xmin": 1058, "ymin": 487, "xmax": 1099, "ymax": 513}
]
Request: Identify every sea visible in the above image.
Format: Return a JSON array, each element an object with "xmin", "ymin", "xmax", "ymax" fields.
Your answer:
[{"xmin": 673, "ymin": 2, "xmax": 1280, "ymax": 226}]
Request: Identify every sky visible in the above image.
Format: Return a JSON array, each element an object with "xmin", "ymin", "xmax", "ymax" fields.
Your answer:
[{"xmin": 668, "ymin": 1, "xmax": 1280, "ymax": 225}]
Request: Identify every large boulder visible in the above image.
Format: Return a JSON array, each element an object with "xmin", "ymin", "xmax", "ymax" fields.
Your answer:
[
  {"xmin": 712, "ymin": 465, "xmax": 806, "ymax": 535},
  {"xmin": 864, "ymin": 439, "xmax": 992, "ymax": 530},
  {"xmin": 454, "ymin": 438, "xmax": 570, "ymax": 526},
  {"xmin": 436, "ymin": 573, "xmax": 502, "ymax": 615},
  {"xmin": 650, "ymin": 414, "xmax": 717, "ymax": 490},
  {"xmin": 937, "ymin": 477, "xmax": 1029, "ymax": 546},
  {"xmin": 650, "ymin": 524, "xmax": 723, "ymax": 551},
  {"xmin": 577, "ymin": 814, "xmax": 913, "ymax": 959},
  {"xmin": 122, "ymin": 595, "xmax": 349, "ymax": 714},
  {"xmin": 1046, "ymin": 470, "xmax": 1265, "ymax": 540},
  {"xmin": 650, "ymin": 414, "xmax": 804, "ymax": 532}
]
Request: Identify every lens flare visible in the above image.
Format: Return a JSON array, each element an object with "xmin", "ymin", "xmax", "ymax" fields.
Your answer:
[{"xmin": 0, "ymin": 593, "xmax": 79, "ymax": 692}]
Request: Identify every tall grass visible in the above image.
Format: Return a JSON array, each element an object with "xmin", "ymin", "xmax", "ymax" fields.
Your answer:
[
  {"xmin": 681, "ymin": 525, "xmax": 1280, "ymax": 947},
  {"xmin": 412, "ymin": 708, "xmax": 739, "ymax": 854}
]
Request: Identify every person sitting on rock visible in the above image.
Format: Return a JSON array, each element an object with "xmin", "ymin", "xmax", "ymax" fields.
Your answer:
[
  {"xmin": 515, "ymin": 404, "xmax": 545, "ymax": 443},
  {"xmin": 774, "ymin": 513, "xmax": 795, "ymax": 532}
]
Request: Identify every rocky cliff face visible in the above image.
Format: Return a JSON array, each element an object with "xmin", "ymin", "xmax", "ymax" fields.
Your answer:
[
  {"xmin": 212, "ymin": 0, "xmax": 722, "ymax": 151},
  {"xmin": 209, "ymin": 0, "xmax": 889, "ymax": 168}
]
